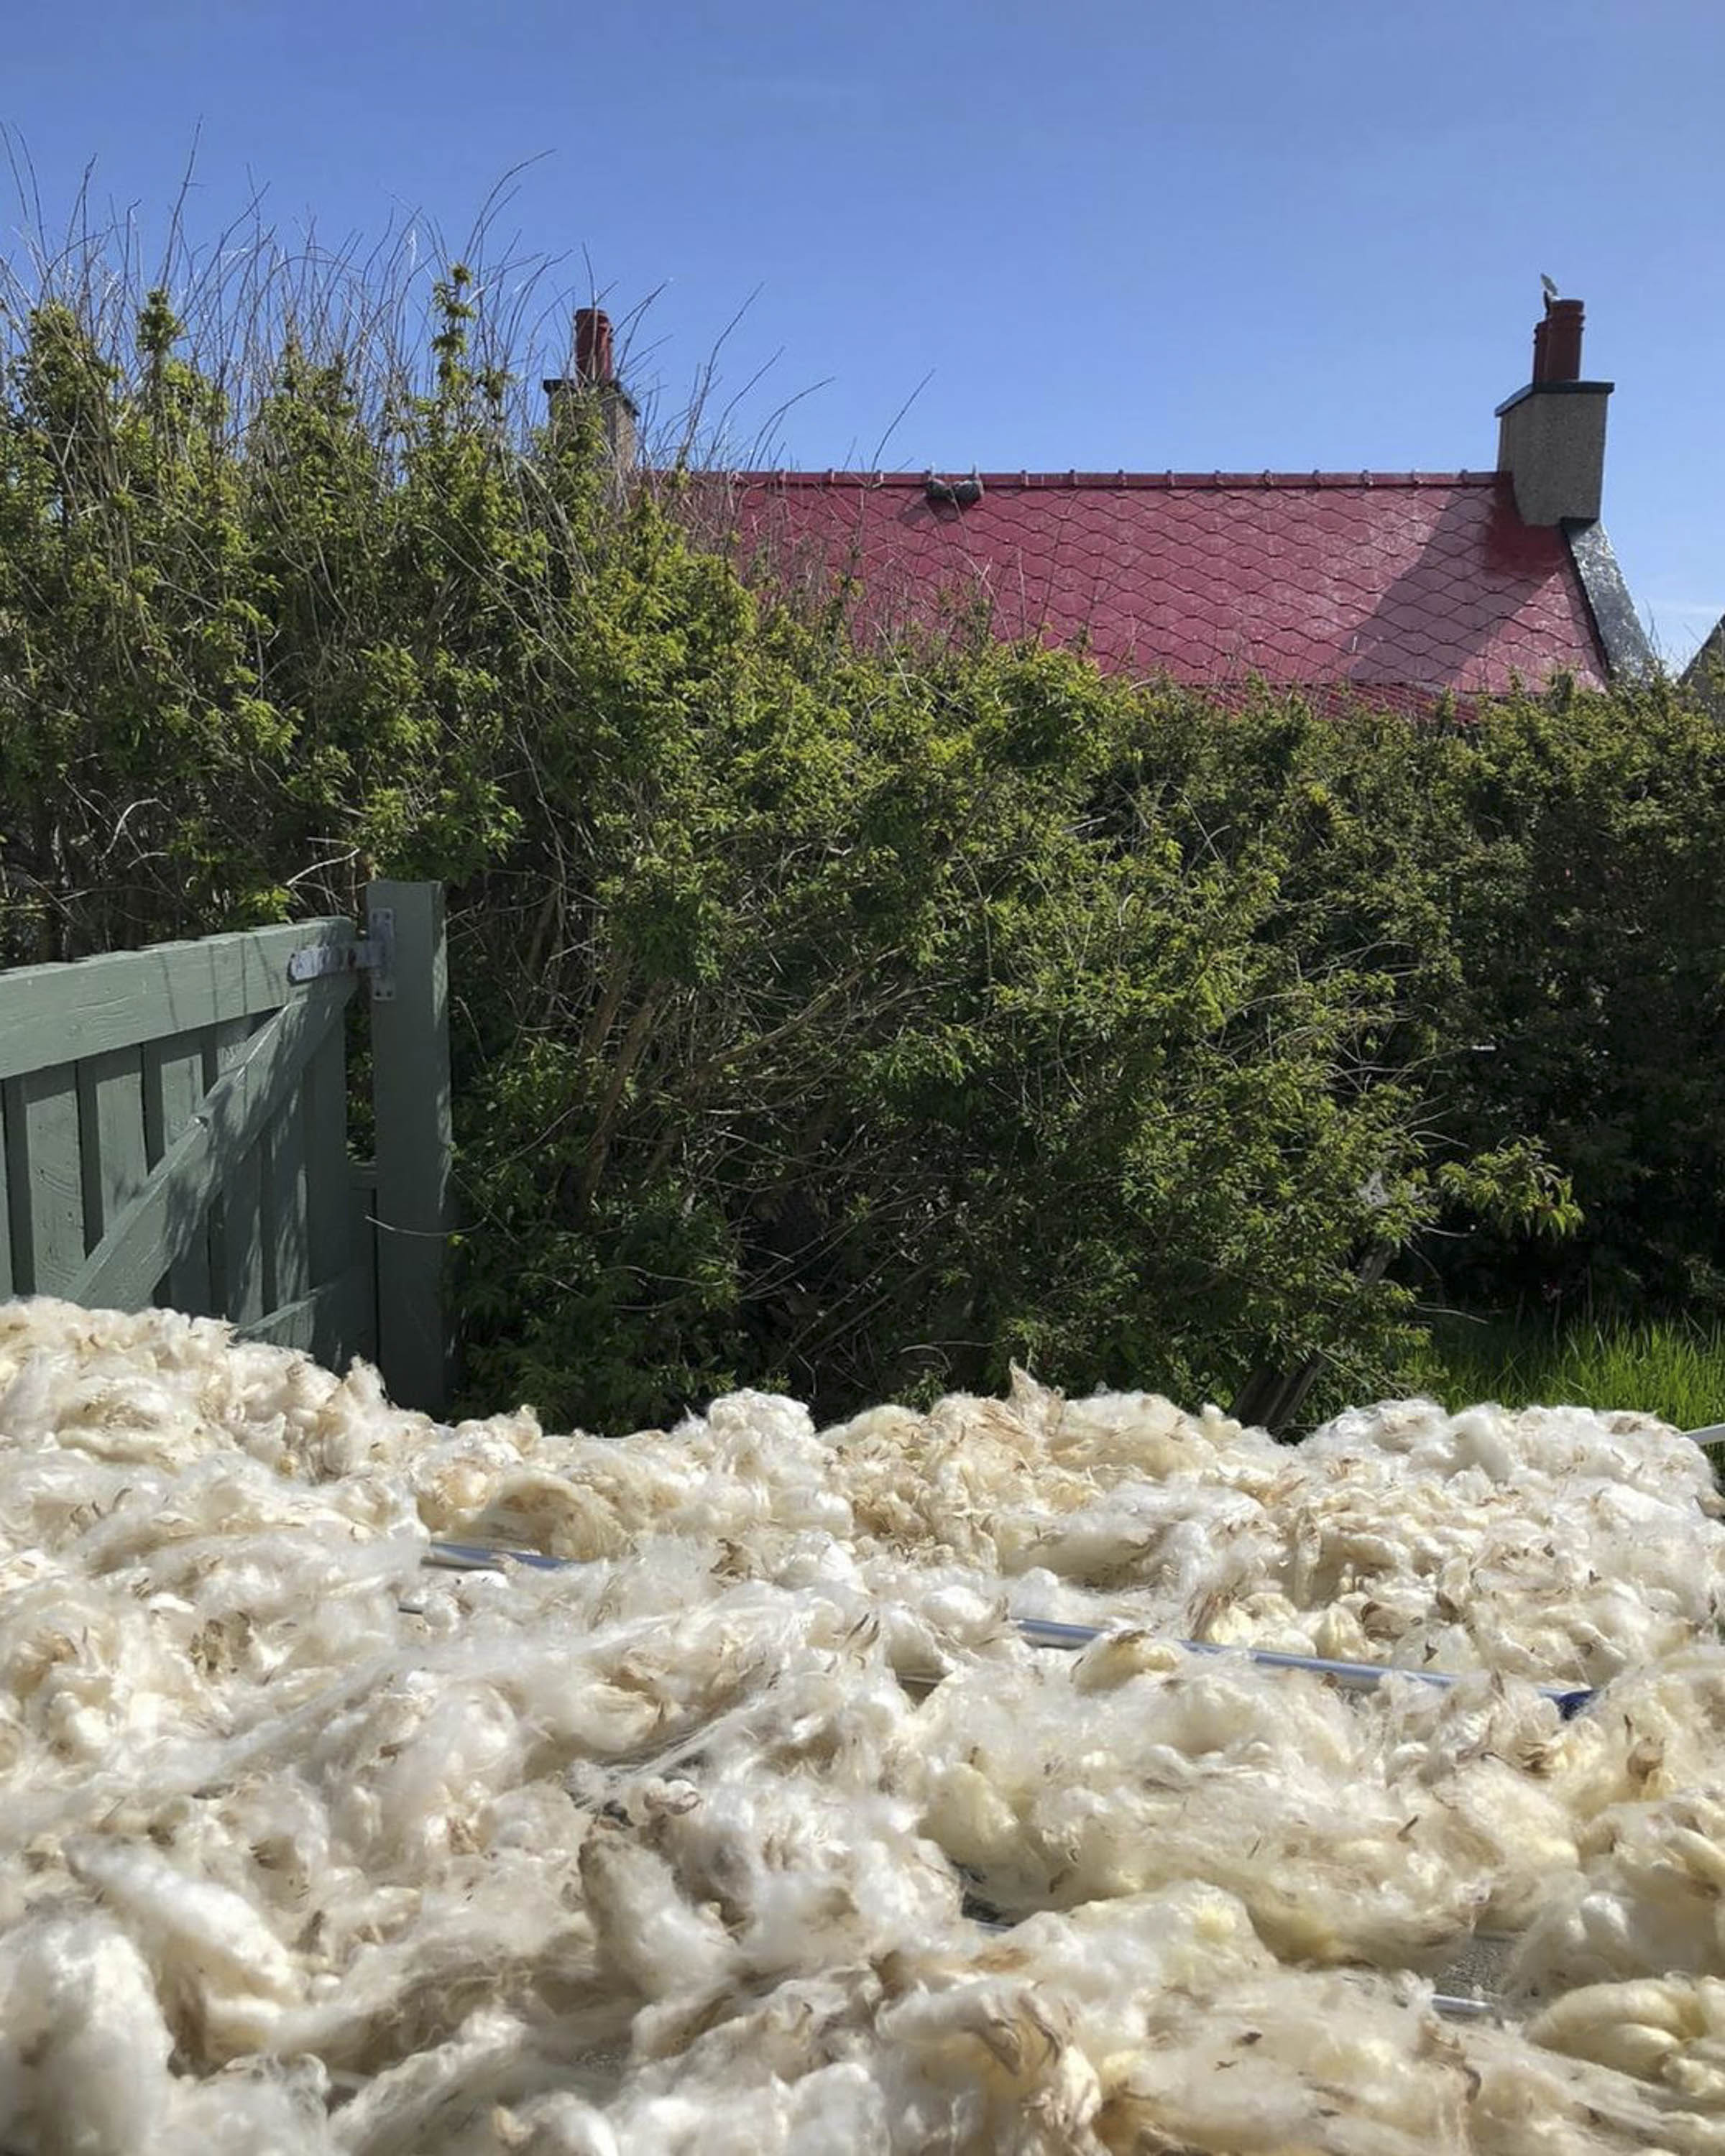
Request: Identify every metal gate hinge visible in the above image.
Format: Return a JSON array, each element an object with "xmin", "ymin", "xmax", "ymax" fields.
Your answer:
[
  {"xmin": 366, "ymin": 906, "xmax": 396, "ymax": 1001},
  {"xmin": 288, "ymin": 906, "xmax": 396, "ymax": 1001}
]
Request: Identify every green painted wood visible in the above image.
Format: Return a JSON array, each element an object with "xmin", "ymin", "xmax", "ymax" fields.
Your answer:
[
  {"xmin": 141, "ymin": 1028, "xmax": 216, "ymax": 1311},
  {"xmin": 212, "ymin": 1018, "xmax": 266, "ymax": 1327},
  {"xmin": 368, "ymin": 881, "xmax": 452, "ymax": 1413},
  {"xmin": 263, "ymin": 1069, "xmax": 312, "ymax": 1317},
  {"xmin": 77, "ymin": 1046, "xmax": 151, "ymax": 1258},
  {"xmin": 301, "ymin": 1023, "xmax": 351, "ymax": 1292},
  {"xmin": 0, "ymin": 1087, "xmax": 11, "ymax": 1299},
  {"xmin": 3, "ymin": 894, "xmax": 434, "ymax": 1395},
  {"xmin": 3, "ymin": 1065, "xmax": 86, "ymax": 1295},
  {"xmin": 201, "ymin": 1029, "xmax": 230, "ymax": 1319},
  {"xmin": 70, "ymin": 977, "xmax": 354, "ymax": 1314},
  {"xmin": 0, "ymin": 918, "xmax": 351, "ymax": 1082},
  {"xmin": 349, "ymin": 1164, "xmax": 380, "ymax": 1363},
  {"xmin": 234, "ymin": 1263, "xmax": 371, "ymax": 1358}
]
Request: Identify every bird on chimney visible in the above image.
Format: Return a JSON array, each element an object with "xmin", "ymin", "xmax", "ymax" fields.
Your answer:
[{"xmin": 1540, "ymin": 273, "xmax": 1560, "ymax": 305}]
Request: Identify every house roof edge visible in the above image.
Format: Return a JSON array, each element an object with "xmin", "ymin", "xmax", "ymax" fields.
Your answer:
[{"xmin": 1563, "ymin": 520, "xmax": 1653, "ymax": 683}]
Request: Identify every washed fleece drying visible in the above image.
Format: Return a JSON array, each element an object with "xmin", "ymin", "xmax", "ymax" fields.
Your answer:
[{"xmin": 5, "ymin": 1296, "xmax": 1725, "ymax": 2153}]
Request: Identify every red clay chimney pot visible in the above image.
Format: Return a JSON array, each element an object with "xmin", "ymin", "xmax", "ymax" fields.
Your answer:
[
  {"xmin": 574, "ymin": 308, "xmax": 615, "ymax": 384},
  {"xmin": 1544, "ymin": 298, "xmax": 1585, "ymax": 383}
]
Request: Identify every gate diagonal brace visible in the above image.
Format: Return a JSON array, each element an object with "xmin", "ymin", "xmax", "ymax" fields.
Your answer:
[{"xmin": 286, "ymin": 907, "xmax": 395, "ymax": 1001}]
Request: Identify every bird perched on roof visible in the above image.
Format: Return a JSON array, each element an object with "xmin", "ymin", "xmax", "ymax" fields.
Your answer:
[{"xmin": 1541, "ymin": 273, "xmax": 1560, "ymax": 303}]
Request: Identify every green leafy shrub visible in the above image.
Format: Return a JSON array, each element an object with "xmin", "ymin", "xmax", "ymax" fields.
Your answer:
[
  {"xmin": 0, "ymin": 215, "xmax": 1714, "ymax": 1429},
  {"xmin": 1437, "ymin": 681, "xmax": 1725, "ymax": 1317}
]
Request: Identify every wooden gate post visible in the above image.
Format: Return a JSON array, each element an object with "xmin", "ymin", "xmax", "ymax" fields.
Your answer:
[{"xmin": 367, "ymin": 880, "xmax": 453, "ymax": 1414}]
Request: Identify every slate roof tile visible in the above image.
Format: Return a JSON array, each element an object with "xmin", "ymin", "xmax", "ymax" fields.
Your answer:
[
  {"xmin": 720, "ymin": 472, "xmax": 1613, "ymax": 707},
  {"xmin": 714, "ymin": 471, "xmax": 1605, "ymax": 705}
]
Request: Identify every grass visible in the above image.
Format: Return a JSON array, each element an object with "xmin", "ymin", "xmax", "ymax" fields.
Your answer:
[{"xmin": 1420, "ymin": 1313, "xmax": 1725, "ymax": 1437}]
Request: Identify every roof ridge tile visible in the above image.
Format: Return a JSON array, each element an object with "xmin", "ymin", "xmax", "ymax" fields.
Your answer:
[{"xmin": 732, "ymin": 469, "xmax": 1506, "ymax": 492}]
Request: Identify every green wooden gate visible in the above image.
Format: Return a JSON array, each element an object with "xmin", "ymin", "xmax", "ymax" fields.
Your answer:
[{"xmin": 0, "ymin": 880, "xmax": 452, "ymax": 1413}]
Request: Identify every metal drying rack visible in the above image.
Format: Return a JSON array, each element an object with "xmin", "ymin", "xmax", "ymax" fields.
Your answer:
[{"xmin": 417, "ymin": 1534, "xmax": 1619, "ymax": 2022}]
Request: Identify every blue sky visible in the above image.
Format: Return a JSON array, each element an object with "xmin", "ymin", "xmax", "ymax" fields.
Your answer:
[{"xmin": 5, "ymin": 0, "xmax": 1721, "ymax": 662}]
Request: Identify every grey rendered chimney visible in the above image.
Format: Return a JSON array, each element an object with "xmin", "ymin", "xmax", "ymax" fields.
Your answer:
[
  {"xmin": 543, "ymin": 306, "xmax": 638, "ymax": 472},
  {"xmin": 1494, "ymin": 296, "xmax": 1611, "ymax": 525}
]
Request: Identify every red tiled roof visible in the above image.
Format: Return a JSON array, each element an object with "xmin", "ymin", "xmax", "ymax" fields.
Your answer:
[{"xmin": 717, "ymin": 471, "xmax": 1608, "ymax": 701}]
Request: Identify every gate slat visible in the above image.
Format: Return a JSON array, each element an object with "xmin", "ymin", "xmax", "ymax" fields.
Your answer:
[
  {"xmin": 78, "ymin": 1046, "xmax": 150, "ymax": 1258},
  {"xmin": 142, "ymin": 1029, "xmax": 216, "ymax": 1311},
  {"xmin": 2, "ymin": 1065, "xmax": 86, "ymax": 1295},
  {"xmin": 264, "ymin": 1072, "xmax": 313, "ymax": 1317},
  {"xmin": 349, "ymin": 1164, "xmax": 380, "ymax": 1363},
  {"xmin": 213, "ymin": 1018, "xmax": 267, "ymax": 1327},
  {"xmin": 369, "ymin": 881, "xmax": 452, "ymax": 1411},
  {"xmin": 303, "ymin": 1024, "xmax": 351, "ymax": 1290},
  {"xmin": 0, "ymin": 1087, "xmax": 11, "ymax": 1299}
]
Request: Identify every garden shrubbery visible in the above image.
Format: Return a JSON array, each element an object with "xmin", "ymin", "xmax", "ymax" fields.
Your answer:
[{"xmin": 3, "ymin": 234, "xmax": 1721, "ymax": 1428}]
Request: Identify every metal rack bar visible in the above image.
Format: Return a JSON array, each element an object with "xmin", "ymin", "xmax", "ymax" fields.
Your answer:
[
  {"xmin": 421, "ymin": 1542, "xmax": 1596, "ymax": 1717},
  {"xmin": 1014, "ymin": 1616, "xmax": 1594, "ymax": 1717}
]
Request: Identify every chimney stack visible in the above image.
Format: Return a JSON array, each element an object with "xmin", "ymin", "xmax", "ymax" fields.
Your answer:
[
  {"xmin": 543, "ymin": 305, "xmax": 638, "ymax": 474},
  {"xmin": 1496, "ymin": 295, "xmax": 1611, "ymax": 525}
]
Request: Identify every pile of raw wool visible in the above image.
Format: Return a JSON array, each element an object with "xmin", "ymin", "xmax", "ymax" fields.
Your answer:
[{"xmin": 5, "ymin": 1297, "xmax": 1725, "ymax": 2154}]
